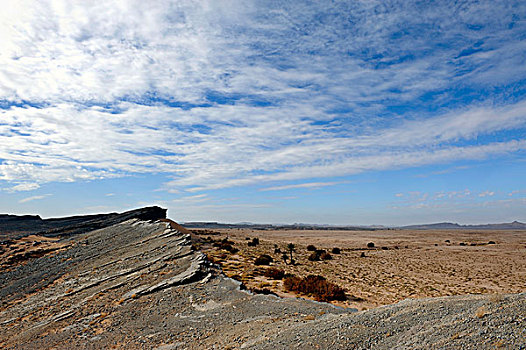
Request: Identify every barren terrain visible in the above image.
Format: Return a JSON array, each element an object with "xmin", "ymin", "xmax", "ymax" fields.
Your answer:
[
  {"xmin": 199, "ymin": 228, "xmax": 526, "ymax": 310},
  {"xmin": 1, "ymin": 208, "xmax": 525, "ymax": 349}
]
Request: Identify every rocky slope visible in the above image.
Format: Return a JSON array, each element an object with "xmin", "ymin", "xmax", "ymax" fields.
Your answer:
[{"xmin": 0, "ymin": 207, "xmax": 524, "ymax": 349}]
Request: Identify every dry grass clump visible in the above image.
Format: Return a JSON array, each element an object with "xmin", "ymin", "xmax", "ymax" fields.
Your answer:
[
  {"xmin": 219, "ymin": 242, "xmax": 239, "ymax": 254},
  {"xmin": 249, "ymin": 287, "xmax": 277, "ymax": 296},
  {"xmin": 264, "ymin": 267, "xmax": 285, "ymax": 280},
  {"xmin": 308, "ymin": 249, "xmax": 332, "ymax": 261},
  {"xmin": 475, "ymin": 306, "xmax": 487, "ymax": 318},
  {"xmin": 254, "ymin": 254, "xmax": 273, "ymax": 265},
  {"xmin": 308, "ymin": 252, "xmax": 320, "ymax": 261},
  {"xmin": 320, "ymin": 252, "xmax": 332, "ymax": 260},
  {"xmin": 247, "ymin": 237, "xmax": 260, "ymax": 247},
  {"xmin": 283, "ymin": 274, "xmax": 346, "ymax": 302}
]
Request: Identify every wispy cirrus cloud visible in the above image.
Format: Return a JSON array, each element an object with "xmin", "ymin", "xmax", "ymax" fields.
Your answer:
[
  {"xmin": 260, "ymin": 181, "xmax": 344, "ymax": 192},
  {"xmin": 18, "ymin": 194, "xmax": 50, "ymax": 203},
  {"xmin": 0, "ymin": 0, "xmax": 524, "ymax": 196}
]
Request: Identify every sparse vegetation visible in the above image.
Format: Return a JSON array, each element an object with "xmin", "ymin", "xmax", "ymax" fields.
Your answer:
[
  {"xmin": 254, "ymin": 254, "xmax": 273, "ymax": 265},
  {"xmin": 367, "ymin": 242, "xmax": 375, "ymax": 248},
  {"xmin": 249, "ymin": 287, "xmax": 277, "ymax": 296},
  {"xmin": 320, "ymin": 252, "xmax": 332, "ymax": 260},
  {"xmin": 331, "ymin": 247, "xmax": 341, "ymax": 254},
  {"xmin": 475, "ymin": 306, "xmax": 486, "ymax": 318},
  {"xmin": 219, "ymin": 242, "xmax": 238, "ymax": 253},
  {"xmin": 283, "ymin": 274, "xmax": 346, "ymax": 302},
  {"xmin": 308, "ymin": 252, "xmax": 320, "ymax": 261},
  {"xmin": 308, "ymin": 249, "xmax": 331, "ymax": 261},
  {"xmin": 264, "ymin": 267, "xmax": 285, "ymax": 280},
  {"xmin": 307, "ymin": 244, "xmax": 317, "ymax": 251},
  {"xmin": 248, "ymin": 237, "xmax": 260, "ymax": 247}
]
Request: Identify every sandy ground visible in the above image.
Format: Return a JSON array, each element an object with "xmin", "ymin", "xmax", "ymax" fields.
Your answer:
[{"xmin": 198, "ymin": 228, "xmax": 526, "ymax": 310}]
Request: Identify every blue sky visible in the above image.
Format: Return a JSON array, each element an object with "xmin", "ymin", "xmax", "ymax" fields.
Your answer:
[{"xmin": 0, "ymin": 0, "xmax": 525, "ymax": 225}]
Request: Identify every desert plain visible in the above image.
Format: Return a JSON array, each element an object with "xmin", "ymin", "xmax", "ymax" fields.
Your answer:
[{"xmin": 199, "ymin": 228, "xmax": 526, "ymax": 310}]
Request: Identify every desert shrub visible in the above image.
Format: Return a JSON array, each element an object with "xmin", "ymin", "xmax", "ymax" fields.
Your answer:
[
  {"xmin": 459, "ymin": 242, "xmax": 466, "ymax": 246},
  {"xmin": 206, "ymin": 253, "xmax": 217, "ymax": 264},
  {"xmin": 367, "ymin": 242, "xmax": 375, "ymax": 248},
  {"xmin": 307, "ymin": 244, "xmax": 317, "ymax": 251},
  {"xmin": 360, "ymin": 252, "xmax": 366, "ymax": 257},
  {"xmin": 488, "ymin": 241, "xmax": 496, "ymax": 245},
  {"xmin": 250, "ymin": 287, "xmax": 277, "ymax": 296},
  {"xmin": 248, "ymin": 237, "xmax": 260, "ymax": 247},
  {"xmin": 445, "ymin": 239, "xmax": 451, "ymax": 243},
  {"xmin": 331, "ymin": 247, "xmax": 341, "ymax": 254},
  {"xmin": 219, "ymin": 242, "xmax": 239, "ymax": 253},
  {"xmin": 283, "ymin": 275, "xmax": 302, "ymax": 291},
  {"xmin": 308, "ymin": 252, "xmax": 320, "ymax": 261},
  {"xmin": 320, "ymin": 252, "xmax": 332, "ymax": 260},
  {"xmin": 264, "ymin": 267, "xmax": 285, "ymax": 280},
  {"xmin": 274, "ymin": 247, "xmax": 281, "ymax": 254},
  {"xmin": 254, "ymin": 254, "xmax": 273, "ymax": 265},
  {"xmin": 283, "ymin": 274, "xmax": 346, "ymax": 302},
  {"xmin": 381, "ymin": 246, "xmax": 389, "ymax": 250},
  {"xmin": 219, "ymin": 242, "xmax": 235, "ymax": 252},
  {"xmin": 221, "ymin": 237, "xmax": 234, "ymax": 245}
]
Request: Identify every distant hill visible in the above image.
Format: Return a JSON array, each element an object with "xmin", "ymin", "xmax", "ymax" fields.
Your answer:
[
  {"xmin": 400, "ymin": 221, "xmax": 526, "ymax": 230},
  {"xmin": 0, "ymin": 206, "xmax": 166, "ymax": 239},
  {"xmin": 183, "ymin": 222, "xmax": 378, "ymax": 231}
]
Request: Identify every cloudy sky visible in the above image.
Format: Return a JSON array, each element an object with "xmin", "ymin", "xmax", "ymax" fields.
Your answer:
[{"xmin": 1, "ymin": 0, "xmax": 525, "ymax": 225}]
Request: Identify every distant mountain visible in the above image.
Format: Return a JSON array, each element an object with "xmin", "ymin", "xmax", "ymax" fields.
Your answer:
[
  {"xmin": 400, "ymin": 221, "xmax": 526, "ymax": 230},
  {"xmin": 183, "ymin": 221, "xmax": 377, "ymax": 231}
]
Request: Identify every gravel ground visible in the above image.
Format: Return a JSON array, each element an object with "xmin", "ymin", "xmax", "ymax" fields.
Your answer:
[{"xmin": 1, "ymin": 214, "xmax": 524, "ymax": 349}]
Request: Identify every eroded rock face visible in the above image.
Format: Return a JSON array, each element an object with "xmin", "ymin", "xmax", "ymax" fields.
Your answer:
[
  {"xmin": 0, "ymin": 217, "xmax": 351, "ymax": 349},
  {"xmin": 0, "ymin": 206, "xmax": 167, "ymax": 239}
]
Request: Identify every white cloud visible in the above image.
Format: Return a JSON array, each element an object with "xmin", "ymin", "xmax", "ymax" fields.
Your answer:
[
  {"xmin": 18, "ymin": 194, "xmax": 50, "ymax": 203},
  {"xmin": 5, "ymin": 182, "xmax": 40, "ymax": 192},
  {"xmin": 0, "ymin": 1, "xmax": 524, "ymax": 194},
  {"xmin": 479, "ymin": 190, "xmax": 495, "ymax": 197},
  {"xmin": 260, "ymin": 181, "xmax": 343, "ymax": 192}
]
